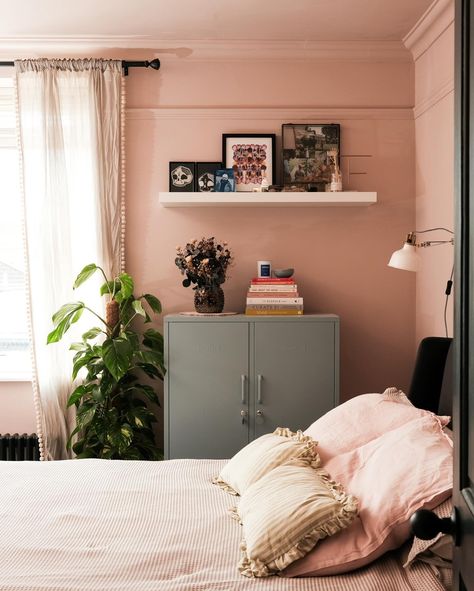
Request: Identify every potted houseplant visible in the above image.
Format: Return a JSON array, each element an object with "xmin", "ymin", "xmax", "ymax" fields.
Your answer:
[
  {"xmin": 174, "ymin": 237, "xmax": 233, "ymax": 313},
  {"xmin": 47, "ymin": 263, "xmax": 165, "ymax": 460}
]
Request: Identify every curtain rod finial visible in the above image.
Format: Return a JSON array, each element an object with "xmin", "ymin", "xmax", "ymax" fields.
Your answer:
[{"xmin": 147, "ymin": 59, "xmax": 161, "ymax": 71}]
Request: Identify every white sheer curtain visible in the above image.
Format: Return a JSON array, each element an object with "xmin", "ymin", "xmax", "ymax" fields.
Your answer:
[{"xmin": 14, "ymin": 59, "xmax": 125, "ymax": 460}]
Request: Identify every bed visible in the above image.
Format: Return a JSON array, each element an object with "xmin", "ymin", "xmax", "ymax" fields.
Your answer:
[
  {"xmin": 0, "ymin": 340, "xmax": 454, "ymax": 591},
  {"xmin": 0, "ymin": 456, "xmax": 449, "ymax": 591}
]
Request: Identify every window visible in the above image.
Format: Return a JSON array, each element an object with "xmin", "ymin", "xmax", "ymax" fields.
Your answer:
[{"xmin": 0, "ymin": 72, "xmax": 30, "ymax": 380}]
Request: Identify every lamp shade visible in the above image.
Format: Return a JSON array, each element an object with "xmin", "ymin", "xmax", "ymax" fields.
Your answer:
[{"xmin": 388, "ymin": 242, "xmax": 419, "ymax": 272}]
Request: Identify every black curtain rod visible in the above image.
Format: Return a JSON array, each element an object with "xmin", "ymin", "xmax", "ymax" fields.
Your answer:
[{"xmin": 0, "ymin": 59, "xmax": 160, "ymax": 76}]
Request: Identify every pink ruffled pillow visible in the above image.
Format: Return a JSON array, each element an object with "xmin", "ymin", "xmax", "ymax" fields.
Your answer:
[
  {"xmin": 304, "ymin": 387, "xmax": 451, "ymax": 464},
  {"xmin": 284, "ymin": 414, "xmax": 453, "ymax": 577}
]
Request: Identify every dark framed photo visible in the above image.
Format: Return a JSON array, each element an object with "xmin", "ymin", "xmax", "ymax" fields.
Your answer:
[
  {"xmin": 282, "ymin": 124, "xmax": 340, "ymax": 191},
  {"xmin": 169, "ymin": 162, "xmax": 195, "ymax": 192},
  {"xmin": 215, "ymin": 169, "xmax": 235, "ymax": 192},
  {"xmin": 195, "ymin": 162, "xmax": 222, "ymax": 192},
  {"xmin": 222, "ymin": 133, "xmax": 276, "ymax": 192}
]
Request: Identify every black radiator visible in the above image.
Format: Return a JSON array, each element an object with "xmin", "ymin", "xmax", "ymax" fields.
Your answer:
[{"xmin": 0, "ymin": 434, "xmax": 39, "ymax": 461}]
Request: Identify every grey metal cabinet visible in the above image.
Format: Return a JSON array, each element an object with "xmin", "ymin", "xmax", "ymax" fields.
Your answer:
[{"xmin": 164, "ymin": 314, "xmax": 339, "ymax": 459}]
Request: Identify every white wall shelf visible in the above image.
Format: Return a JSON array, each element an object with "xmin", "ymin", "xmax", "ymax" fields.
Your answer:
[{"xmin": 159, "ymin": 191, "xmax": 377, "ymax": 208}]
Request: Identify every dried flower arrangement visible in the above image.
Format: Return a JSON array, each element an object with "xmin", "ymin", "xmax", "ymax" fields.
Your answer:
[{"xmin": 175, "ymin": 237, "xmax": 233, "ymax": 290}]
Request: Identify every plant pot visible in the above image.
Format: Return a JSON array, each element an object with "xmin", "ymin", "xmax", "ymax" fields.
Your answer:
[{"xmin": 194, "ymin": 286, "xmax": 225, "ymax": 313}]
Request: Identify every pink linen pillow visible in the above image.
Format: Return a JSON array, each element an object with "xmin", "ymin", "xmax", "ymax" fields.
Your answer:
[
  {"xmin": 304, "ymin": 387, "xmax": 450, "ymax": 464},
  {"xmin": 283, "ymin": 413, "xmax": 453, "ymax": 577}
]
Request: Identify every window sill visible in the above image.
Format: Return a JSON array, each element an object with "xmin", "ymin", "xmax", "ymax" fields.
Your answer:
[{"xmin": 0, "ymin": 373, "xmax": 32, "ymax": 383}]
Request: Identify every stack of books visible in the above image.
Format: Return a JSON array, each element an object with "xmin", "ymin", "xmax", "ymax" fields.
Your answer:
[{"xmin": 245, "ymin": 277, "xmax": 303, "ymax": 315}]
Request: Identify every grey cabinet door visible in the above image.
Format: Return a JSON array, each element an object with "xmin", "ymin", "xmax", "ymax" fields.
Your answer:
[
  {"xmin": 254, "ymin": 321, "xmax": 337, "ymax": 437},
  {"xmin": 166, "ymin": 321, "xmax": 249, "ymax": 459}
]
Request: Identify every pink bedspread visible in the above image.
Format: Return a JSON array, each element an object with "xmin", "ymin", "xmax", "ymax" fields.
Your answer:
[{"xmin": 0, "ymin": 458, "xmax": 447, "ymax": 590}]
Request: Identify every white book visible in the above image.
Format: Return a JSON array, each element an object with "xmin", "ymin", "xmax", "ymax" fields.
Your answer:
[
  {"xmin": 246, "ymin": 297, "xmax": 304, "ymax": 305},
  {"xmin": 248, "ymin": 285, "xmax": 298, "ymax": 292}
]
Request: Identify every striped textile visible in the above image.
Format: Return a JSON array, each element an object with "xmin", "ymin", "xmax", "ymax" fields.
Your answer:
[
  {"xmin": 0, "ymin": 458, "xmax": 448, "ymax": 591},
  {"xmin": 213, "ymin": 427, "xmax": 320, "ymax": 496}
]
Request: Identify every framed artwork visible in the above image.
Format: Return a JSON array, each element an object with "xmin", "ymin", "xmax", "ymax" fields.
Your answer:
[
  {"xmin": 169, "ymin": 162, "xmax": 195, "ymax": 192},
  {"xmin": 282, "ymin": 124, "xmax": 340, "ymax": 191},
  {"xmin": 195, "ymin": 162, "xmax": 222, "ymax": 192},
  {"xmin": 222, "ymin": 133, "xmax": 276, "ymax": 192},
  {"xmin": 215, "ymin": 168, "xmax": 235, "ymax": 192}
]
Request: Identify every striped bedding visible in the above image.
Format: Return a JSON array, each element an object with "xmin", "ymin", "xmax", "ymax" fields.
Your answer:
[{"xmin": 0, "ymin": 458, "xmax": 448, "ymax": 591}]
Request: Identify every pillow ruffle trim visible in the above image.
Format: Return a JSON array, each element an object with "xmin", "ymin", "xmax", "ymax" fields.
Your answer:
[
  {"xmin": 212, "ymin": 427, "xmax": 320, "ymax": 495},
  {"xmin": 382, "ymin": 387, "xmax": 412, "ymax": 404},
  {"xmin": 237, "ymin": 469, "xmax": 359, "ymax": 578},
  {"xmin": 272, "ymin": 427, "xmax": 320, "ymax": 469},
  {"xmin": 211, "ymin": 476, "xmax": 239, "ymax": 495},
  {"xmin": 381, "ymin": 387, "xmax": 452, "ymax": 429}
]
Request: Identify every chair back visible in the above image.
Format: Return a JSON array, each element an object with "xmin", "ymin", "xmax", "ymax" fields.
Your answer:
[{"xmin": 408, "ymin": 336, "xmax": 453, "ymax": 414}]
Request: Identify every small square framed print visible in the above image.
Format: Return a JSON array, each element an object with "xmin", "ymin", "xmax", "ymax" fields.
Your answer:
[
  {"xmin": 215, "ymin": 168, "xmax": 235, "ymax": 192},
  {"xmin": 195, "ymin": 162, "xmax": 222, "ymax": 192},
  {"xmin": 169, "ymin": 162, "xmax": 195, "ymax": 192},
  {"xmin": 222, "ymin": 133, "xmax": 276, "ymax": 192}
]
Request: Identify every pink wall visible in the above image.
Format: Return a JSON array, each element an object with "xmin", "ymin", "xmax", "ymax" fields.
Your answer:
[
  {"xmin": 0, "ymin": 382, "xmax": 36, "ymax": 434},
  {"xmin": 405, "ymin": 1, "xmax": 455, "ymax": 343},
  {"xmin": 0, "ymin": 48, "xmax": 418, "ymax": 438},
  {"xmin": 125, "ymin": 55, "xmax": 417, "ymax": 412}
]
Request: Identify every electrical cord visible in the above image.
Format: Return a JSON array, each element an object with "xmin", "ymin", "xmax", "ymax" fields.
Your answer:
[{"xmin": 444, "ymin": 265, "xmax": 454, "ymax": 338}]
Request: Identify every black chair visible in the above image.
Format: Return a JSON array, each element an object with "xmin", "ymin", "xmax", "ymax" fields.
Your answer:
[
  {"xmin": 409, "ymin": 337, "xmax": 454, "ymax": 541},
  {"xmin": 408, "ymin": 336, "xmax": 453, "ymax": 415}
]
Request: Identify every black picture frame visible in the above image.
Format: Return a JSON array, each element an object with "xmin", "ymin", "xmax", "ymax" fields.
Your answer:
[
  {"xmin": 195, "ymin": 161, "xmax": 222, "ymax": 192},
  {"xmin": 169, "ymin": 162, "xmax": 195, "ymax": 192},
  {"xmin": 215, "ymin": 169, "xmax": 235, "ymax": 192},
  {"xmin": 222, "ymin": 133, "xmax": 276, "ymax": 192},
  {"xmin": 281, "ymin": 123, "xmax": 340, "ymax": 191}
]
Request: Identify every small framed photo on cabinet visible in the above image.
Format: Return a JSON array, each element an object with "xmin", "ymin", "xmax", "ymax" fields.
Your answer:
[
  {"xmin": 222, "ymin": 133, "xmax": 276, "ymax": 192},
  {"xmin": 195, "ymin": 162, "xmax": 222, "ymax": 192},
  {"xmin": 169, "ymin": 162, "xmax": 195, "ymax": 192},
  {"xmin": 215, "ymin": 168, "xmax": 235, "ymax": 192}
]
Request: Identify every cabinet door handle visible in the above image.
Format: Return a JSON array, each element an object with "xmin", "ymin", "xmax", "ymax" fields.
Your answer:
[
  {"xmin": 241, "ymin": 375, "xmax": 247, "ymax": 403},
  {"xmin": 257, "ymin": 374, "xmax": 263, "ymax": 404}
]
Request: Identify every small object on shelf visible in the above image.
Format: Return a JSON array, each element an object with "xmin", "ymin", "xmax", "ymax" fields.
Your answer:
[
  {"xmin": 282, "ymin": 123, "xmax": 340, "ymax": 192},
  {"xmin": 273, "ymin": 268, "xmax": 294, "ymax": 278},
  {"xmin": 261, "ymin": 177, "xmax": 270, "ymax": 192},
  {"xmin": 215, "ymin": 169, "xmax": 235, "ymax": 192},
  {"xmin": 246, "ymin": 275, "xmax": 303, "ymax": 315},
  {"xmin": 329, "ymin": 172, "xmax": 343, "ymax": 192},
  {"xmin": 222, "ymin": 133, "xmax": 276, "ymax": 192},
  {"xmin": 257, "ymin": 260, "xmax": 272, "ymax": 278},
  {"xmin": 283, "ymin": 185, "xmax": 307, "ymax": 192},
  {"xmin": 174, "ymin": 237, "xmax": 233, "ymax": 313},
  {"xmin": 328, "ymin": 149, "xmax": 343, "ymax": 192},
  {"xmin": 196, "ymin": 162, "xmax": 222, "ymax": 193},
  {"xmin": 169, "ymin": 162, "xmax": 196, "ymax": 192},
  {"xmin": 194, "ymin": 286, "xmax": 225, "ymax": 314}
]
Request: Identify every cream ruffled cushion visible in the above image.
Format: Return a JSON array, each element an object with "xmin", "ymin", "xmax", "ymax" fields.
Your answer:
[
  {"xmin": 233, "ymin": 458, "xmax": 358, "ymax": 578},
  {"xmin": 212, "ymin": 428, "xmax": 319, "ymax": 496}
]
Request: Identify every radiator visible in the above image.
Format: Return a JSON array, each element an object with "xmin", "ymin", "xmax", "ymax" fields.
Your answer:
[{"xmin": 0, "ymin": 433, "xmax": 39, "ymax": 461}]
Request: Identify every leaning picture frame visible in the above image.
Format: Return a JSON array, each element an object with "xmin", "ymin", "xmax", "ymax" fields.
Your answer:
[
  {"xmin": 282, "ymin": 123, "xmax": 340, "ymax": 191},
  {"xmin": 222, "ymin": 133, "xmax": 276, "ymax": 192}
]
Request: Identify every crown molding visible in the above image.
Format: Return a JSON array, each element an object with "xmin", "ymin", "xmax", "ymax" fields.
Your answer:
[
  {"xmin": 0, "ymin": 37, "xmax": 412, "ymax": 63},
  {"xmin": 403, "ymin": 0, "xmax": 454, "ymax": 61},
  {"xmin": 413, "ymin": 77, "xmax": 454, "ymax": 119},
  {"xmin": 126, "ymin": 107, "xmax": 413, "ymax": 121}
]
